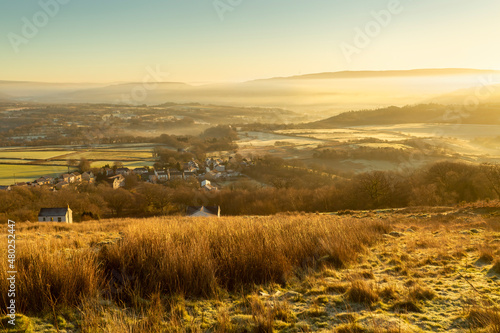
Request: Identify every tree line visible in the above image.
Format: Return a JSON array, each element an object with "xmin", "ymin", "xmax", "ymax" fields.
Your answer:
[{"xmin": 1, "ymin": 160, "xmax": 499, "ymax": 222}]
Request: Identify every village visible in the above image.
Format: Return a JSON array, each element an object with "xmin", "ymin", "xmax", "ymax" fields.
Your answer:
[
  {"xmin": 1, "ymin": 154, "xmax": 256, "ymax": 220},
  {"xmin": 0, "ymin": 154, "xmax": 252, "ymax": 192}
]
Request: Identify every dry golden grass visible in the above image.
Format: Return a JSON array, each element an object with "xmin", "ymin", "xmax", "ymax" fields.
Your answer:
[
  {"xmin": 345, "ymin": 280, "xmax": 379, "ymax": 305},
  {"xmin": 0, "ymin": 215, "xmax": 389, "ymax": 316},
  {"xmin": 2, "ymin": 207, "xmax": 500, "ymax": 332},
  {"xmin": 0, "ymin": 241, "xmax": 101, "ymax": 314},
  {"xmin": 478, "ymin": 245, "xmax": 495, "ymax": 263},
  {"xmin": 467, "ymin": 307, "xmax": 500, "ymax": 333},
  {"xmin": 99, "ymin": 216, "xmax": 389, "ymax": 300}
]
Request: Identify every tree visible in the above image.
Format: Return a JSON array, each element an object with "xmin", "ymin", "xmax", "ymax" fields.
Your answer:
[
  {"xmin": 113, "ymin": 161, "xmax": 124, "ymax": 170},
  {"xmin": 481, "ymin": 163, "xmax": 500, "ymax": 198},
  {"xmin": 124, "ymin": 174, "xmax": 140, "ymax": 190},
  {"xmin": 355, "ymin": 171, "xmax": 392, "ymax": 208},
  {"xmin": 78, "ymin": 158, "xmax": 92, "ymax": 173},
  {"xmin": 67, "ymin": 158, "xmax": 78, "ymax": 173},
  {"xmin": 101, "ymin": 188, "xmax": 134, "ymax": 216},
  {"xmin": 137, "ymin": 183, "xmax": 174, "ymax": 214}
]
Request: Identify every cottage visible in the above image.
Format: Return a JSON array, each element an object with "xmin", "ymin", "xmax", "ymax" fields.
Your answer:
[
  {"xmin": 106, "ymin": 174, "xmax": 125, "ymax": 189},
  {"xmin": 115, "ymin": 167, "xmax": 131, "ymax": 175},
  {"xmin": 133, "ymin": 167, "xmax": 148, "ymax": 175},
  {"xmin": 103, "ymin": 168, "xmax": 114, "ymax": 176},
  {"xmin": 38, "ymin": 207, "xmax": 73, "ymax": 223},
  {"xmin": 72, "ymin": 172, "xmax": 82, "ymax": 182},
  {"xmin": 169, "ymin": 169, "xmax": 184, "ymax": 180},
  {"xmin": 154, "ymin": 169, "xmax": 169, "ymax": 182},
  {"xmin": 82, "ymin": 172, "xmax": 95, "ymax": 183},
  {"xmin": 37, "ymin": 176, "xmax": 55, "ymax": 185},
  {"xmin": 55, "ymin": 181, "xmax": 69, "ymax": 190},
  {"xmin": 36, "ymin": 177, "xmax": 48, "ymax": 185},
  {"xmin": 186, "ymin": 206, "xmax": 220, "ymax": 217},
  {"xmin": 200, "ymin": 180, "xmax": 217, "ymax": 191}
]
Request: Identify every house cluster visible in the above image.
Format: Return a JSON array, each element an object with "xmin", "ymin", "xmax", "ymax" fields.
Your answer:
[
  {"xmin": 147, "ymin": 157, "xmax": 244, "ymax": 190},
  {"xmin": 1, "ymin": 171, "xmax": 97, "ymax": 191},
  {"xmin": 0, "ymin": 156, "xmax": 252, "ymax": 192},
  {"xmin": 203, "ymin": 157, "xmax": 243, "ymax": 180},
  {"xmin": 53, "ymin": 171, "xmax": 96, "ymax": 190}
]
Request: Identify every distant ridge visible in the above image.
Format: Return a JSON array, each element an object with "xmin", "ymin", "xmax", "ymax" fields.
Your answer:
[
  {"xmin": 254, "ymin": 69, "xmax": 500, "ymax": 82},
  {"xmin": 1, "ymin": 68, "xmax": 499, "ymax": 111}
]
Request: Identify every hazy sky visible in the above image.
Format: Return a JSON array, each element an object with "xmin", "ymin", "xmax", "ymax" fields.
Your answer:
[{"xmin": 1, "ymin": 0, "xmax": 499, "ymax": 83}]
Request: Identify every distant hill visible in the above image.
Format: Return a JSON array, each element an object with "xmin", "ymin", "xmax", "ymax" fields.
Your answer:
[
  {"xmin": 0, "ymin": 81, "xmax": 107, "ymax": 100},
  {"xmin": 49, "ymin": 82, "xmax": 192, "ymax": 104},
  {"xmin": 256, "ymin": 68, "xmax": 500, "ymax": 81},
  {"xmin": 427, "ymin": 84, "xmax": 500, "ymax": 105},
  {"xmin": 1, "ymin": 69, "xmax": 500, "ymax": 115},
  {"xmin": 308, "ymin": 103, "xmax": 500, "ymax": 127}
]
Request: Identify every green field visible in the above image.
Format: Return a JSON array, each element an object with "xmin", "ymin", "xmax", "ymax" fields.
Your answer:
[
  {"xmin": 89, "ymin": 160, "xmax": 155, "ymax": 168},
  {"xmin": 69, "ymin": 151, "xmax": 153, "ymax": 160},
  {"xmin": 0, "ymin": 159, "xmax": 37, "ymax": 163},
  {"xmin": 0, "ymin": 165, "xmax": 75, "ymax": 185},
  {"xmin": 0, "ymin": 145, "xmax": 158, "ymax": 185},
  {"xmin": 0, "ymin": 150, "xmax": 74, "ymax": 160}
]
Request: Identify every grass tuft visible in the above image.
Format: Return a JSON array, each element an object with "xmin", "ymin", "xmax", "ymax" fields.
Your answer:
[{"xmin": 346, "ymin": 280, "xmax": 378, "ymax": 305}]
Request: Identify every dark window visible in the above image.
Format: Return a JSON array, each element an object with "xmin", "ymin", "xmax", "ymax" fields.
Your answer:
[
  {"xmin": 43, "ymin": 217, "xmax": 46, "ymax": 221},
  {"xmin": 58, "ymin": 217, "xmax": 62, "ymax": 222}
]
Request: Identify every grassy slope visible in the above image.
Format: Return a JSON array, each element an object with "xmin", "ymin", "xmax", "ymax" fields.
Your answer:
[{"xmin": 0, "ymin": 209, "xmax": 499, "ymax": 332}]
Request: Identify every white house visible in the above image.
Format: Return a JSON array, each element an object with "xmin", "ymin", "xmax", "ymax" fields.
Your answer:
[
  {"xmin": 38, "ymin": 207, "xmax": 73, "ymax": 223},
  {"xmin": 107, "ymin": 174, "xmax": 125, "ymax": 189}
]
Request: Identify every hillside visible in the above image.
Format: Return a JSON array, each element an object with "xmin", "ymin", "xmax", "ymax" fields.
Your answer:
[
  {"xmin": 309, "ymin": 104, "xmax": 500, "ymax": 127},
  {"xmin": 1, "ymin": 208, "xmax": 500, "ymax": 332}
]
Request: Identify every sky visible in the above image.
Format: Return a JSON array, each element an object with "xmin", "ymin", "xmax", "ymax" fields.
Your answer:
[{"xmin": 1, "ymin": 0, "xmax": 499, "ymax": 83}]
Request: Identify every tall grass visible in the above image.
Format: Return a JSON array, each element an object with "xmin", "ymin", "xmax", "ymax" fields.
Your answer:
[
  {"xmin": 100, "ymin": 215, "xmax": 389, "ymax": 299},
  {"xmin": 1, "ymin": 215, "xmax": 390, "ymax": 314},
  {"xmin": 0, "ymin": 242, "xmax": 101, "ymax": 314}
]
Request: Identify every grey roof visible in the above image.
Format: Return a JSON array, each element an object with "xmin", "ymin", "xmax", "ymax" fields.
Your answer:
[{"xmin": 38, "ymin": 208, "xmax": 69, "ymax": 217}]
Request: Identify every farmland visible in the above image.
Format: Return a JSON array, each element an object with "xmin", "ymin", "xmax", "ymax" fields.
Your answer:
[
  {"xmin": 0, "ymin": 144, "xmax": 158, "ymax": 185},
  {"xmin": 236, "ymin": 123, "xmax": 500, "ymax": 173},
  {"xmin": 0, "ymin": 165, "xmax": 74, "ymax": 185}
]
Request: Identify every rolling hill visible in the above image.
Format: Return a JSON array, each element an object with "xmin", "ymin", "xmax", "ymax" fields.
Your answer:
[{"xmin": 308, "ymin": 103, "xmax": 500, "ymax": 127}]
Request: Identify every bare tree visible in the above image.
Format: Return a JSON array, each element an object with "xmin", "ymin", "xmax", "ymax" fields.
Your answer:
[{"xmin": 481, "ymin": 163, "xmax": 500, "ymax": 198}]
